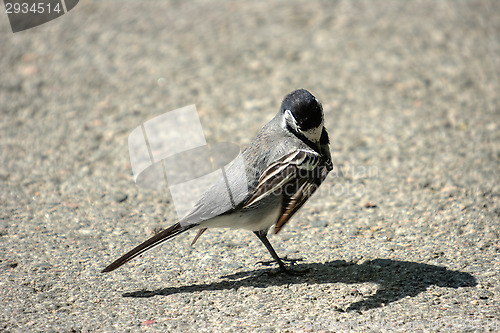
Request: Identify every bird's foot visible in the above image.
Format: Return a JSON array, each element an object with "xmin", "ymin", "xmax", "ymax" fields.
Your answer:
[
  {"xmin": 256, "ymin": 256, "xmax": 304, "ymax": 267},
  {"xmin": 256, "ymin": 256, "xmax": 308, "ymax": 276}
]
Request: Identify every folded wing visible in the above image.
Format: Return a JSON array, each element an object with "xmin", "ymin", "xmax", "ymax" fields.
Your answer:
[{"xmin": 243, "ymin": 149, "xmax": 330, "ymax": 233}]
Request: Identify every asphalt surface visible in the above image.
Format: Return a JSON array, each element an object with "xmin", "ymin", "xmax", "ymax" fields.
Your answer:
[{"xmin": 1, "ymin": 1, "xmax": 499, "ymax": 332}]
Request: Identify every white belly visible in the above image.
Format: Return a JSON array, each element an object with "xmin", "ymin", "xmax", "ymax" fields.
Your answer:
[{"xmin": 197, "ymin": 205, "xmax": 281, "ymax": 232}]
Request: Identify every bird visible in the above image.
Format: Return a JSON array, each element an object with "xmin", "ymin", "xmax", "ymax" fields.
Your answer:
[{"xmin": 102, "ymin": 89, "xmax": 333, "ymax": 275}]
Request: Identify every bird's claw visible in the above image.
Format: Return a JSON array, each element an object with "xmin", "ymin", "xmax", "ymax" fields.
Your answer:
[
  {"xmin": 256, "ymin": 256, "xmax": 308, "ymax": 275},
  {"xmin": 256, "ymin": 256, "xmax": 304, "ymax": 267}
]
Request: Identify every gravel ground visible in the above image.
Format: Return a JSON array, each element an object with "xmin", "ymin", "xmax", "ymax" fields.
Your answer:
[{"xmin": 1, "ymin": 1, "xmax": 499, "ymax": 332}]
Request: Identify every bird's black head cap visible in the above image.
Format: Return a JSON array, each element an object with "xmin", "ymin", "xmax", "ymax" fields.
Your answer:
[{"xmin": 280, "ymin": 89, "xmax": 323, "ymax": 131}]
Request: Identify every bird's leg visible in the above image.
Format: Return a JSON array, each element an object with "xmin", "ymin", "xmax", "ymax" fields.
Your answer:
[{"xmin": 253, "ymin": 230, "xmax": 309, "ymax": 276}]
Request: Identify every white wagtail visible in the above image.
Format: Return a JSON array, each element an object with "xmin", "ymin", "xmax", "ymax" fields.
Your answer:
[{"xmin": 102, "ymin": 89, "xmax": 333, "ymax": 275}]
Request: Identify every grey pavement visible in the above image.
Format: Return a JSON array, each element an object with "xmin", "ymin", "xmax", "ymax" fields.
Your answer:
[{"xmin": 0, "ymin": 1, "xmax": 499, "ymax": 332}]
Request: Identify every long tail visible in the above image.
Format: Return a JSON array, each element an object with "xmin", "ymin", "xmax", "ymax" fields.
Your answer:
[{"xmin": 102, "ymin": 223, "xmax": 195, "ymax": 273}]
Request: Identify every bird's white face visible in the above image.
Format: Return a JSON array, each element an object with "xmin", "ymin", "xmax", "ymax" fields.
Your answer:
[
  {"xmin": 283, "ymin": 109, "xmax": 324, "ymax": 144},
  {"xmin": 301, "ymin": 117, "xmax": 324, "ymax": 143}
]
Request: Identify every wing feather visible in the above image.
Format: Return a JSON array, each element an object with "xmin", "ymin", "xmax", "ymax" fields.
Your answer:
[
  {"xmin": 243, "ymin": 149, "xmax": 330, "ymax": 233},
  {"xmin": 274, "ymin": 168, "xmax": 328, "ymax": 233}
]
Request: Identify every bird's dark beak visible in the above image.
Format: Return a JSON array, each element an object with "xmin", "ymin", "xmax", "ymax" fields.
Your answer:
[
  {"xmin": 326, "ymin": 158, "xmax": 333, "ymax": 171},
  {"xmin": 320, "ymin": 143, "xmax": 333, "ymax": 172}
]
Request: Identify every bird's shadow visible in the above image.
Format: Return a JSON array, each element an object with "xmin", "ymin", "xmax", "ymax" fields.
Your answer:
[{"xmin": 123, "ymin": 259, "xmax": 476, "ymax": 311}]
